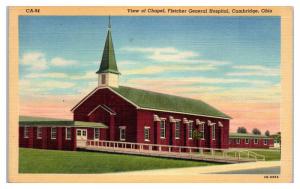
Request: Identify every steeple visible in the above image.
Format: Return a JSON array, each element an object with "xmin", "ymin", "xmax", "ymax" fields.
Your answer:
[{"xmin": 97, "ymin": 16, "xmax": 120, "ymax": 88}]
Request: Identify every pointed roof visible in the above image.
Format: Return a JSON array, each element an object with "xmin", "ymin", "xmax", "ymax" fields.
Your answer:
[{"xmin": 96, "ymin": 17, "xmax": 120, "ymax": 75}]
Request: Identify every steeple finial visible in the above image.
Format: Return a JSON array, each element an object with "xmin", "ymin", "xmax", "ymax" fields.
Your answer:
[{"xmin": 108, "ymin": 16, "xmax": 111, "ymax": 29}]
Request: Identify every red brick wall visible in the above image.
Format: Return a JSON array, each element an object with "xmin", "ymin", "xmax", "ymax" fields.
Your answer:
[
  {"xmin": 73, "ymin": 88, "xmax": 137, "ymax": 143},
  {"xmin": 136, "ymin": 109, "xmax": 230, "ymax": 149},
  {"xmin": 229, "ymin": 137, "xmax": 274, "ymax": 149},
  {"xmin": 19, "ymin": 126, "xmax": 76, "ymax": 151}
]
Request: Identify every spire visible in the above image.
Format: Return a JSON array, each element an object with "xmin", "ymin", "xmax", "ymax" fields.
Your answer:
[{"xmin": 96, "ymin": 16, "xmax": 120, "ymax": 75}]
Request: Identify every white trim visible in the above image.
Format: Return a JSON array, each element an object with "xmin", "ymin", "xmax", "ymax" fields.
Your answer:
[
  {"xmin": 175, "ymin": 121, "xmax": 180, "ymax": 139},
  {"xmin": 24, "ymin": 126, "xmax": 29, "ymax": 138},
  {"xmin": 218, "ymin": 121, "xmax": 223, "ymax": 127},
  {"xmin": 65, "ymin": 127, "xmax": 71, "ymax": 140},
  {"xmin": 36, "ymin": 127, "xmax": 42, "ymax": 139},
  {"xmin": 140, "ymin": 107, "xmax": 230, "ymax": 120},
  {"xmin": 94, "ymin": 128, "xmax": 100, "ymax": 140},
  {"xmin": 188, "ymin": 122, "xmax": 193, "ymax": 140},
  {"xmin": 245, "ymin": 138, "xmax": 250, "ymax": 144},
  {"xmin": 153, "ymin": 114, "xmax": 161, "ymax": 121},
  {"xmin": 211, "ymin": 124, "xmax": 216, "ymax": 140},
  {"xmin": 71, "ymin": 87, "xmax": 140, "ymax": 112},
  {"xmin": 236, "ymin": 138, "xmax": 240, "ymax": 144},
  {"xmin": 196, "ymin": 119, "xmax": 205, "ymax": 125},
  {"xmin": 254, "ymin": 138, "xmax": 259, "ymax": 144},
  {"xmin": 160, "ymin": 120, "xmax": 166, "ymax": 139},
  {"xmin": 264, "ymin": 139, "xmax": 268, "ymax": 145},
  {"xmin": 87, "ymin": 104, "xmax": 116, "ymax": 116},
  {"xmin": 144, "ymin": 126, "xmax": 150, "ymax": 141},
  {"xmin": 119, "ymin": 127, "xmax": 126, "ymax": 141},
  {"xmin": 71, "ymin": 87, "xmax": 230, "ymax": 120},
  {"xmin": 51, "ymin": 127, "xmax": 57, "ymax": 140}
]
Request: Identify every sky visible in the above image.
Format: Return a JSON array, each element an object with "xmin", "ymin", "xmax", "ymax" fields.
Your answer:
[{"xmin": 19, "ymin": 16, "xmax": 281, "ymax": 134}]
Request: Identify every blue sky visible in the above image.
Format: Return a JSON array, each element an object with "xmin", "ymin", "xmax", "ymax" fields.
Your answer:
[
  {"xmin": 19, "ymin": 16, "xmax": 281, "ymax": 132},
  {"xmin": 19, "ymin": 16, "xmax": 280, "ymax": 93}
]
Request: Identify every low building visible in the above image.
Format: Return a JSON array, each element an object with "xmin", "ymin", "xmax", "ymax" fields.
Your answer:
[
  {"xmin": 19, "ymin": 116, "xmax": 108, "ymax": 150},
  {"xmin": 228, "ymin": 133, "xmax": 274, "ymax": 149}
]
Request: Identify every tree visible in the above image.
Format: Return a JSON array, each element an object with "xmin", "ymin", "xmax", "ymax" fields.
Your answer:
[
  {"xmin": 192, "ymin": 130, "xmax": 203, "ymax": 140},
  {"xmin": 274, "ymin": 132, "xmax": 281, "ymax": 149},
  {"xmin": 252, "ymin": 128, "xmax": 261, "ymax": 135},
  {"xmin": 237, "ymin": 127, "xmax": 247, "ymax": 133},
  {"xmin": 265, "ymin": 130, "xmax": 270, "ymax": 136}
]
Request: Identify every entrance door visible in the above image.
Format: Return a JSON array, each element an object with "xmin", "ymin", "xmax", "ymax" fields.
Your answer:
[{"xmin": 76, "ymin": 129, "xmax": 87, "ymax": 148}]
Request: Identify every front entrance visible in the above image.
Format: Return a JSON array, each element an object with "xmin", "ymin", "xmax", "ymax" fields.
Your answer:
[{"xmin": 76, "ymin": 129, "xmax": 87, "ymax": 148}]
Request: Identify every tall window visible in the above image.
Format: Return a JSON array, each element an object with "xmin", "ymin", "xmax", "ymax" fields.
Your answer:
[
  {"xmin": 65, "ymin": 128, "xmax": 71, "ymax": 140},
  {"xmin": 236, "ymin": 138, "xmax": 240, "ymax": 144},
  {"xmin": 94, "ymin": 128, "xmax": 100, "ymax": 140},
  {"xmin": 24, "ymin": 127, "xmax": 29, "ymax": 138},
  {"xmin": 212, "ymin": 124, "xmax": 216, "ymax": 140},
  {"xmin": 37, "ymin": 127, "xmax": 42, "ymax": 139},
  {"xmin": 160, "ymin": 120, "xmax": 166, "ymax": 138},
  {"xmin": 120, "ymin": 128, "xmax": 126, "ymax": 141},
  {"xmin": 188, "ymin": 122, "xmax": 193, "ymax": 139},
  {"xmin": 245, "ymin": 138, "xmax": 249, "ymax": 144},
  {"xmin": 200, "ymin": 123, "xmax": 205, "ymax": 139},
  {"xmin": 175, "ymin": 122, "xmax": 180, "ymax": 139},
  {"xmin": 101, "ymin": 74, "xmax": 106, "ymax": 84},
  {"xmin": 254, "ymin": 138, "xmax": 259, "ymax": 144},
  {"xmin": 51, "ymin": 127, "xmax": 57, "ymax": 139},
  {"xmin": 144, "ymin": 127, "xmax": 150, "ymax": 141},
  {"xmin": 264, "ymin": 139, "xmax": 268, "ymax": 145}
]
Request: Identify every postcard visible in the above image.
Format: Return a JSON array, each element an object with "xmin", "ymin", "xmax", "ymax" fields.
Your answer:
[{"xmin": 8, "ymin": 6, "xmax": 293, "ymax": 182}]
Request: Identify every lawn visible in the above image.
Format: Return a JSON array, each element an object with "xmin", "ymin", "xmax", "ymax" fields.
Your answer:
[
  {"xmin": 250, "ymin": 150, "xmax": 281, "ymax": 161},
  {"xmin": 19, "ymin": 148, "xmax": 219, "ymax": 173}
]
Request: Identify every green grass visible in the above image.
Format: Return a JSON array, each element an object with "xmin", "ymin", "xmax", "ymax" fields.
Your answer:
[
  {"xmin": 19, "ymin": 148, "xmax": 219, "ymax": 173},
  {"xmin": 250, "ymin": 150, "xmax": 281, "ymax": 161}
]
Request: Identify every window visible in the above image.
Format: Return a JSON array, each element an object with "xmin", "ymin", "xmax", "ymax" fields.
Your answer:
[
  {"xmin": 160, "ymin": 120, "xmax": 166, "ymax": 138},
  {"xmin": 175, "ymin": 122, "xmax": 180, "ymax": 139},
  {"xmin": 65, "ymin": 128, "xmax": 71, "ymax": 140},
  {"xmin": 24, "ymin": 127, "xmax": 29, "ymax": 138},
  {"xmin": 82, "ymin": 130, "xmax": 87, "ymax": 137},
  {"xmin": 37, "ymin": 127, "xmax": 42, "ymax": 139},
  {"xmin": 264, "ymin": 139, "xmax": 268, "ymax": 145},
  {"xmin": 212, "ymin": 124, "xmax": 216, "ymax": 140},
  {"xmin": 236, "ymin": 138, "xmax": 240, "ymax": 144},
  {"xmin": 188, "ymin": 122, "xmax": 193, "ymax": 139},
  {"xmin": 254, "ymin": 138, "xmax": 259, "ymax": 144},
  {"xmin": 144, "ymin": 127, "xmax": 150, "ymax": 141},
  {"xmin": 51, "ymin": 127, "xmax": 57, "ymax": 139},
  {"xmin": 94, "ymin": 128, "xmax": 100, "ymax": 140},
  {"xmin": 77, "ymin": 130, "xmax": 81, "ymax": 136},
  {"xmin": 245, "ymin": 138, "xmax": 249, "ymax": 144},
  {"xmin": 120, "ymin": 127, "xmax": 126, "ymax": 141},
  {"xmin": 101, "ymin": 74, "xmax": 106, "ymax": 84},
  {"xmin": 200, "ymin": 123, "xmax": 205, "ymax": 140}
]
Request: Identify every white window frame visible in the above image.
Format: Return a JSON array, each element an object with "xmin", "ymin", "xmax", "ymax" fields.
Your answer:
[
  {"xmin": 24, "ymin": 126, "xmax": 29, "ymax": 138},
  {"xmin": 37, "ymin": 127, "xmax": 42, "ymax": 139},
  {"xmin": 175, "ymin": 122, "xmax": 180, "ymax": 139},
  {"xmin": 160, "ymin": 120, "xmax": 166, "ymax": 139},
  {"xmin": 65, "ymin": 127, "xmax": 71, "ymax": 140},
  {"xmin": 245, "ymin": 138, "xmax": 249, "ymax": 144},
  {"xmin": 254, "ymin": 138, "xmax": 259, "ymax": 144},
  {"xmin": 212, "ymin": 124, "xmax": 216, "ymax": 140},
  {"xmin": 236, "ymin": 138, "xmax": 240, "ymax": 144},
  {"xmin": 188, "ymin": 122, "xmax": 193, "ymax": 140},
  {"xmin": 51, "ymin": 127, "xmax": 57, "ymax": 140},
  {"xmin": 94, "ymin": 128, "xmax": 100, "ymax": 140},
  {"xmin": 144, "ymin": 126, "xmax": 150, "ymax": 141},
  {"xmin": 264, "ymin": 139, "xmax": 268, "ymax": 145},
  {"xmin": 119, "ymin": 127, "xmax": 126, "ymax": 141},
  {"xmin": 200, "ymin": 123, "xmax": 205, "ymax": 140}
]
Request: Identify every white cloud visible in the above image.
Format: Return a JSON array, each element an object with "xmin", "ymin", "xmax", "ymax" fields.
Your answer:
[
  {"xmin": 70, "ymin": 71, "xmax": 96, "ymax": 80},
  {"xmin": 227, "ymin": 65, "xmax": 279, "ymax": 76},
  {"xmin": 26, "ymin": 72, "xmax": 68, "ymax": 79},
  {"xmin": 50, "ymin": 57, "xmax": 78, "ymax": 66},
  {"xmin": 21, "ymin": 52, "xmax": 79, "ymax": 71},
  {"xmin": 21, "ymin": 52, "xmax": 48, "ymax": 70},
  {"xmin": 122, "ymin": 47, "xmax": 199, "ymax": 62}
]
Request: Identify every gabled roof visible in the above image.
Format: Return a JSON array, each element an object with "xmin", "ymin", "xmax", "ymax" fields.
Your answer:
[
  {"xmin": 19, "ymin": 116, "xmax": 108, "ymax": 128},
  {"xmin": 96, "ymin": 26, "xmax": 120, "ymax": 75},
  {"xmin": 111, "ymin": 86, "xmax": 231, "ymax": 119},
  {"xmin": 229, "ymin": 133, "xmax": 271, "ymax": 138}
]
